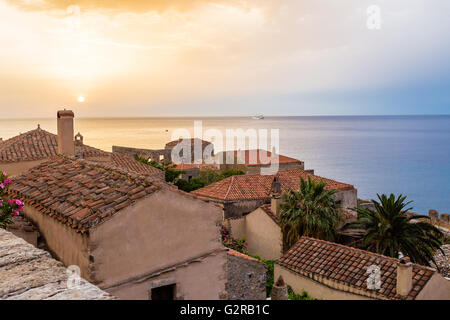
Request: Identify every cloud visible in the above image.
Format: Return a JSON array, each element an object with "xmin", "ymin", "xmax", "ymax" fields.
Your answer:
[{"xmin": 5, "ymin": 0, "xmax": 253, "ymax": 13}]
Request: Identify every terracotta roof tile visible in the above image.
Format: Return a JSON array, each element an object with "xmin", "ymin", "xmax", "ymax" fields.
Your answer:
[
  {"xmin": 0, "ymin": 127, "xmax": 107, "ymax": 162},
  {"xmin": 192, "ymin": 170, "xmax": 354, "ymax": 201},
  {"xmin": 6, "ymin": 156, "xmax": 162, "ymax": 233},
  {"xmin": 227, "ymin": 249, "xmax": 263, "ymax": 264},
  {"xmin": 110, "ymin": 153, "xmax": 164, "ymax": 179},
  {"xmin": 277, "ymin": 237, "xmax": 436, "ymax": 300},
  {"xmin": 219, "ymin": 149, "xmax": 303, "ymax": 166}
]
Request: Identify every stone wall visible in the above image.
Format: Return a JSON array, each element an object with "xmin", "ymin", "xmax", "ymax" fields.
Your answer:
[
  {"xmin": 0, "ymin": 229, "xmax": 115, "ymax": 300},
  {"xmin": 226, "ymin": 251, "xmax": 267, "ymax": 300}
]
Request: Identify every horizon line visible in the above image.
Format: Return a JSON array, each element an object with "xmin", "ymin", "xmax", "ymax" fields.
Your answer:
[{"xmin": 1, "ymin": 114, "xmax": 450, "ymax": 120}]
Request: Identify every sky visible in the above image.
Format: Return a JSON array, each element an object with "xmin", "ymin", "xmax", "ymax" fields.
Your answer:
[{"xmin": 0, "ymin": 0, "xmax": 449, "ymax": 117}]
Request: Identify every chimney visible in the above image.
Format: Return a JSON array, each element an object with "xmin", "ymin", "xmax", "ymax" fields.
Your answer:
[
  {"xmin": 396, "ymin": 256, "xmax": 413, "ymax": 296},
  {"xmin": 271, "ymin": 276, "xmax": 288, "ymax": 300},
  {"xmin": 271, "ymin": 176, "xmax": 282, "ymax": 216},
  {"xmin": 57, "ymin": 109, "xmax": 75, "ymax": 156}
]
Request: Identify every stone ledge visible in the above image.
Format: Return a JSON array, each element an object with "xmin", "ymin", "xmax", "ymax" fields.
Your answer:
[{"xmin": 0, "ymin": 228, "xmax": 116, "ymax": 300}]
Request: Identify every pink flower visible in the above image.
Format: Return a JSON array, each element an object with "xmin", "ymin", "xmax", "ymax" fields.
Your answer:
[
  {"xmin": 4, "ymin": 179, "xmax": 11, "ymax": 184},
  {"xmin": 11, "ymin": 211, "xmax": 19, "ymax": 216},
  {"xmin": 0, "ymin": 183, "xmax": 4, "ymax": 189},
  {"xmin": 15, "ymin": 199, "xmax": 24, "ymax": 206}
]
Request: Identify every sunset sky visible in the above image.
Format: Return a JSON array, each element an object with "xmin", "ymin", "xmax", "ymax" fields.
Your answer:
[{"xmin": 1, "ymin": 0, "xmax": 449, "ymax": 117}]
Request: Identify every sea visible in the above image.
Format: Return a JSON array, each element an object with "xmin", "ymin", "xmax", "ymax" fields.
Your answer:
[{"xmin": 0, "ymin": 115, "xmax": 449, "ymax": 215}]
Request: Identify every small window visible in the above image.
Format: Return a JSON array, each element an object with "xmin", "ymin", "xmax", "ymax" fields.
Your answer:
[
  {"xmin": 159, "ymin": 155, "xmax": 165, "ymax": 162},
  {"xmin": 151, "ymin": 284, "xmax": 176, "ymax": 300}
]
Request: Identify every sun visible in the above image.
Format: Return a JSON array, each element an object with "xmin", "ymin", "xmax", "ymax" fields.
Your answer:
[{"xmin": 77, "ymin": 96, "xmax": 85, "ymax": 103}]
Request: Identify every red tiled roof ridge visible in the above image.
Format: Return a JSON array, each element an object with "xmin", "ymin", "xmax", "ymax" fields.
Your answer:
[
  {"xmin": 297, "ymin": 236, "xmax": 435, "ymax": 271},
  {"xmin": 192, "ymin": 169, "xmax": 354, "ymax": 201},
  {"xmin": 74, "ymin": 156, "xmax": 164, "ymax": 186},
  {"xmin": 6, "ymin": 156, "xmax": 163, "ymax": 233},
  {"xmin": 227, "ymin": 249, "xmax": 263, "ymax": 264},
  {"xmin": 0, "ymin": 127, "xmax": 109, "ymax": 163}
]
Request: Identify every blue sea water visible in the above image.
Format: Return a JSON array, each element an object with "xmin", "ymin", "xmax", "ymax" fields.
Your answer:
[{"xmin": 0, "ymin": 115, "xmax": 449, "ymax": 214}]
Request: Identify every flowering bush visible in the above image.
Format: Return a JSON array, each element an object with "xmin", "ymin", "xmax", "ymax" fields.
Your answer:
[
  {"xmin": 221, "ymin": 225, "xmax": 248, "ymax": 253},
  {"xmin": 0, "ymin": 171, "xmax": 24, "ymax": 229}
]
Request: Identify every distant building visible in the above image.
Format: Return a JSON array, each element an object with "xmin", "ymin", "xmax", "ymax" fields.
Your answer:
[
  {"xmin": 0, "ymin": 229, "xmax": 115, "ymax": 300},
  {"xmin": 172, "ymin": 162, "xmax": 220, "ymax": 181},
  {"xmin": 6, "ymin": 155, "xmax": 229, "ymax": 300},
  {"xmin": 193, "ymin": 169, "xmax": 357, "ymax": 219},
  {"xmin": 275, "ymin": 237, "xmax": 450, "ymax": 300},
  {"xmin": 216, "ymin": 149, "xmax": 304, "ymax": 174}
]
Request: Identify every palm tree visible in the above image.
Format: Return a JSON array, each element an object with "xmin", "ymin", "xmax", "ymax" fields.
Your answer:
[
  {"xmin": 279, "ymin": 176, "xmax": 343, "ymax": 251},
  {"xmin": 344, "ymin": 194, "xmax": 443, "ymax": 266}
]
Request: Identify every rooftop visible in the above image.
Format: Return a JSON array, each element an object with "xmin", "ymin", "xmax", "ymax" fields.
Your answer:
[
  {"xmin": 277, "ymin": 237, "xmax": 436, "ymax": 300},
  {"xmin": 0, "ymin": 126, "xmax": 164, "ymax": 179},
  {"xmin": 6, "ymin": 156, "xmax": 162, "ymax": 233},
  {"xmin": 218, "ymin": 149, "xmax": 302, "ymax": 166},
  {"xmin": 0, "ymin": 127, "xmax": 107, "ymax": 163},
  {"xmin": 192, "ymin": 169, "xmax": 354, "ymax": 201},
  {"xmin": 0, "ymin": 229, "xmax": 115, "ymax": 300},
  {"xmin": 227, "ymin": 249, "xmax": 262, "ymax": 264},
  {"xmin": 165, "ymin": 138, "xmax": 213, "ymax": 149}
]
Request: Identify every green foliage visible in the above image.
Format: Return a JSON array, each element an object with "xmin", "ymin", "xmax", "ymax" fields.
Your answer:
[
  {"xmin": 344, "ymin": 194, "xmax": 444, "ymax": 266},
  {"xmin": 174, "ymin": 177, "xmax": 206, "ymax": 192},
  {"xmin": 221, "ymin": 170, "xmax": 245, "ymax": 179},
  {"xmin": 279, "ymin": 176, "xmax": 342, "ymax": 251},
  {"xmin": 287, "ymin": 286, "xmax": 316, "ymax": 300},
  {"xmin": 221, "ymin": 226, "xmax": 248, "ymax": 253}
]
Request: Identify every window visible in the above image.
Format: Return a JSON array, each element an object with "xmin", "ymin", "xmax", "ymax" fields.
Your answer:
[
  {"xmin": 159, "ymin": 154, "xmax": 165, "ymax": 162},
  {"xmin": 151, "ymin": 284, "xmax": 176, "ymax": 300}
]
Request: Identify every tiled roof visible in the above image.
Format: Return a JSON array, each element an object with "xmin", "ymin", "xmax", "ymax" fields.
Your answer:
[
  {"xmin": 6, "ymin": 157, "xmax": 162, "ymax": 233},
  {"xmin": 277, "ymin": 237, "xmax": 436, "ymax": 300},
  {"xmin": 0, "ymin": 127, "xmax": 108, "ymax": 162},
  {"xmin": 192, "ymin": 170, "xmax": 354, "ymax": 201},
  {"xmin": 110, "ymin": 153, "xmax": 164, "ymax": 179},
  {"xmin": 218, "ymin": 149, "xmax": 302, "ymax": 166},
  {"xmin": 193, "ymin": 174, "xmax": 274, "ymax": 201},
  {"xmin": 165, "ymin": 138, "xmax": 212, "ymax": 149},
  {"xmin": 259, "ymin": 204, "xmax": 279, "ymax": 225}
]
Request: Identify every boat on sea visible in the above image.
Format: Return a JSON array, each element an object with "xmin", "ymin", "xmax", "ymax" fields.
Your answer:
[{"xmin": 252, "ymin": 115, "xmax": 264, "ymax": 120}]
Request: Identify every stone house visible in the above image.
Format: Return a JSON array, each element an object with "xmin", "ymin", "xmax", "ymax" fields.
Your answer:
[
  {"xmin": 275, "ymin": 237, "xmax": 450, "ymax": 300},
  {"xmin": 226, "ymin": 249, "xmax": 267, "ymax": 300},
  {"xmin": 0, "ymin": 229, "xmax": 115, "ymax": 300},
  {"xmin": 225, "ymin": 203, "xmax": 282, "ymax": 260},
  {"xmin": 193, "ymin": 169, "xmax": 357, "ymax": 219},
  {"xmin": 5, "ymin": 156, "xmax": 230, "ymax": 300},
  {"xmin": 216, "ymin": 149, "xmax": 304, "ymax": 175}
]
